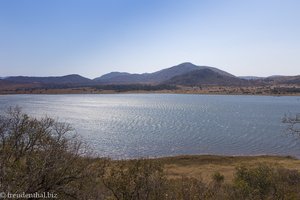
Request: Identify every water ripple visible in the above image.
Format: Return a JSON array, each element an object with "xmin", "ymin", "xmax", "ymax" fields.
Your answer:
[{"xmin": 0, "ymin": 94, "xmax": 300, "ymax": 159}]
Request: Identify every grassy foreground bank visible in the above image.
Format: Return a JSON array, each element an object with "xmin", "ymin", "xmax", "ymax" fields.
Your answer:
[
  {"xmin": 2, "ymin": 107, "xmax": 300, "ymax": 199},
  {"xmin": 154, "ymin": 155, "xmax": 300, "ymax": 183}
]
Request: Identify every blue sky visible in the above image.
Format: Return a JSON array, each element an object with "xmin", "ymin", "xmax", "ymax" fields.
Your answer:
[{"xmin": 0, "ymin": 0, "xmax": 300, "ymax": 78}]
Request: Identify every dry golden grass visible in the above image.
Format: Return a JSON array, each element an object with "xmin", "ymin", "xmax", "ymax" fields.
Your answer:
[{"xmin": 152, "ymin": 155, "xmax": 300, "ymax": 183}]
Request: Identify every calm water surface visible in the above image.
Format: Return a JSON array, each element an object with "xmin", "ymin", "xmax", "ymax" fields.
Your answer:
[{"xmin": 0, "ymin": 94, "xmax": 300, "ymax": 159}]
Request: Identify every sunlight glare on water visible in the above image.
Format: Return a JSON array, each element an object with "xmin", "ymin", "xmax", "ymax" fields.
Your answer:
[{"xmin": 0, "ymin": 94, "xmax": 300, "ymax": 159}]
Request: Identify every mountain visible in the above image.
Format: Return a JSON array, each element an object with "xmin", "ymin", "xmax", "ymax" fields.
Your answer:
[
  {"xmin": 147, "ymin": 62, "xmax": 234, "ymax": 82},
  {"xmin": 5, "ymin": 74, "xmax": 92, "ymax": 85},
  {"xmin": 1, "ymin": 63, "xmax": 239, "ymax": 87},
  {"xmin": 2, "ymin": 63, "xmax": 298, "ymax": 89},
  {"xmin": 264, "ymin": 75, "xmax": 300, "ymax": 85},
  {"xmin": 94, "ymin": 62, "xmax": 234, "ymax": 84},
  {"xmin": 164, "ymin": 68, "xmax": 249, "ymax": 86},
  {"xmin": 94, "ymin": 72, "xmax": 130, "ymax": 81},
  {"xmin": 94, "ymin": 72, "xmax": 149, "ymax": 84}
]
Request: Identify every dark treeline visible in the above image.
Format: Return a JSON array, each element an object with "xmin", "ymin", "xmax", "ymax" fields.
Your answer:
[
  {"xmin": 93, "ymin": 84, "xmax": 177, "ymax": 92},
  {"xmin": 14, "ymin": 83, "xmax": 177, "ymax": 92},
  {"xmin": 272, "ymin": 87, "xmax": 300, "ymax": 94}
]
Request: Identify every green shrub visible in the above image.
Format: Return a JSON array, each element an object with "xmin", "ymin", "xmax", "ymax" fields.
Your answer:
[
  {"xmin": 212, "ymin": 172, "xmax": 225, "ymax": 184},
  {"xmin": 233, "ymin": 164, "xmax": 300, "ymax": 200},
  {"xmin": 102, "ymin": 159, "xmax": 166, "ymax": 200}
]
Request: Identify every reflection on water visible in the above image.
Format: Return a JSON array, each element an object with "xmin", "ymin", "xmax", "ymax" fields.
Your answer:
[{"xmin": 0, "ymin": 94, "xmax": 300, "ymax": 159}]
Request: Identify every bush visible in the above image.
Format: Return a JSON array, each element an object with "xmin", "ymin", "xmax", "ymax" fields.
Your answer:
[
  {"xmin": 212, "ymin": 172, "xmax": 225, "ymax": 184},
  {"xmin": 165, "ymin": 177, "xmax": 207, "ymax": 200},
  {"xmin": 102, "ymin": 159, "xmax": 166, "ymax": 200},
  {"xmin": 233, "ymin": 164, "xmax": 300, "ymax": 200}
]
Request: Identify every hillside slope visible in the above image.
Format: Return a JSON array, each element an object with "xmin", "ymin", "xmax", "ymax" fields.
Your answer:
[{"xmin": 165, "ymin": 68, "xmax": 248, "ymax": 86}]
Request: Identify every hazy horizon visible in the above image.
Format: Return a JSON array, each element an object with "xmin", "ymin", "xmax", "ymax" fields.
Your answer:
[{"xmin": 1, "ymin": 0, "xmax": 300, "ymax": 78}]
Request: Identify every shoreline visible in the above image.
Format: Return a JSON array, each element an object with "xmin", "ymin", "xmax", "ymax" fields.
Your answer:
[
  {"xmin": 1, "ymin": 89, "xmax": 300, "ymax": 96},
  {"xmin": 1, "ymin": 84, "xmax": 300, "ymax": 96},
  {"xmin": 107, "ymin": 154, "xmax": 299, "ymax": 161}
]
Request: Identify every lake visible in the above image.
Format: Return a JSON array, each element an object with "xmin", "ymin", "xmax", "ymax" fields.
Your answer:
[{"xmin": 0, "ymin": 94, "xmax": 300, "ymax": 159}]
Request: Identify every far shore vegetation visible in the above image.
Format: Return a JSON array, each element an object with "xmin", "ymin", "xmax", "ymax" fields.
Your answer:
[
  {"xmin": 1, "ymin": 107, "xmax": 300, "ymax": 199},
  {"xmin": 1, "ymin": 84, "xmax": 300, "ymax": 96}
]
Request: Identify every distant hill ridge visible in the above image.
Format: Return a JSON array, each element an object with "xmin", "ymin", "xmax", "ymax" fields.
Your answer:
[
  {"xmin": 2, "ymin": 62, "xmax": 300, "ymax": 86},
  {"xmin": 94, "ymin": 62, "xmax": 235, "ymax": 84},
  {"xmin": 5, "ymin": 74, "xmax": 92, "ymax": 85}
]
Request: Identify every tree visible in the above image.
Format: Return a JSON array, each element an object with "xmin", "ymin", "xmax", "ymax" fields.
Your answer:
[{"xmin": 0, "ymin": 107, "xmax": 95, "ymax": 199}]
